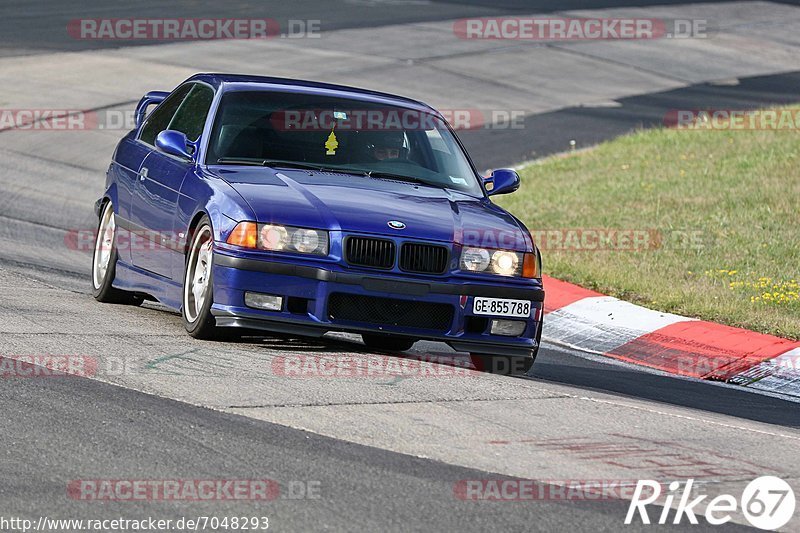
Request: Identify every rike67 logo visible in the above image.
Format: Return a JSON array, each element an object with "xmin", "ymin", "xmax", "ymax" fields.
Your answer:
[{"xmin": 626, "ymin": 476, "xmax": 795, "ymax": 530}]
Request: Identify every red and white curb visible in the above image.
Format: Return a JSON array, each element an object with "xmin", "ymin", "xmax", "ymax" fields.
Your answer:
[{"xmin": 541, "ymin": 275, "xmax": 800, "ymax": 398}]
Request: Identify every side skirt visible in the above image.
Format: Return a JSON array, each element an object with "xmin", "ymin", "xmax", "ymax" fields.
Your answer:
[{"xmin": 114, "ymin": 259, "xmax": 183, "ymax": 311}]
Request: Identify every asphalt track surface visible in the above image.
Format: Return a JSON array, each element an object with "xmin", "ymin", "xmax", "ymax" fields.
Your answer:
[
  {"xmin": 1, "ymin": 1, "xmax": 799, "ymax": 531},
  {"xmin": 0, "ymin": 0, "xmax": 777, "ymax": 55}
]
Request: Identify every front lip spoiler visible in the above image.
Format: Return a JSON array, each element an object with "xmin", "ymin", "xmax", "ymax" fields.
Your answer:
[
  {"xmin": 211, "ymin": 308, "xmax": 537, "ymax": 358},
  {"xmin": 213, "ymin": 254, "xmax": 545, "ymax": 301}
]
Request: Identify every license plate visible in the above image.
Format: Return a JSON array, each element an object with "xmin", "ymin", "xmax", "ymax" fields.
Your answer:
[{"xmin": 472, "ymin": 297, "xmax": 531, "ymax": 318}]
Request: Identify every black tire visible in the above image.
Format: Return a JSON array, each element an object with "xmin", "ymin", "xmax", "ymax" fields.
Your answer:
[
  {"xmin": 362, "ymin": 333, "xmax": 416, "ymax": 352},
  {"xmin": 182, "ymin": 217, "xmax": 218, "ymax": 339},
  {"xmin": 91, "ymin": 201, "xmax": 143, "ymax": 306},
  {"xmin": 470, "ymin": 353, "xmax": 535, "ymax": 376},
  {"xmin": 473, "ymin": 318, "xmax": 545, "ymax": 376}
]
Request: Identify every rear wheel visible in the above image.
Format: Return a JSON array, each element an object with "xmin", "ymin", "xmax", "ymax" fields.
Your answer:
[
  {"xmin": 91, "ymin": 201, "xmax": 143, "ymax": 306},
  {"xmin": 182, "ymin": 218, "xmax": 218, "ymax": 339},
  {"xmin": 362, "ymin": 333, "xmax": 416, "ymax": 352},
  {"xmin": 470, "ymin": 353, "xmax": 535, "ymax": 376}
]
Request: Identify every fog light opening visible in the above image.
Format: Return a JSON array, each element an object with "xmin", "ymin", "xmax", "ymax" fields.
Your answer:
[
  {"xmin": 490, "ymin": 319, "xmax": 526, "ymax": 337},
  {"xmin": 244, "ymin": 292, "xmax": 283, "ymax": 311}
]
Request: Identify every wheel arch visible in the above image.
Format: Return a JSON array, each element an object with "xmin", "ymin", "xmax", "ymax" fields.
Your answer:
[
  {"xmin": 183, "ymin": 207, "xmax": 237, "ymax": 254},
  {"xmin": 185, "ymin": 210, "xmax": 210, "ymax": 254},
  {"xmin": 96, "ymin": 182, "xmax": 119, "ymax": 218}
]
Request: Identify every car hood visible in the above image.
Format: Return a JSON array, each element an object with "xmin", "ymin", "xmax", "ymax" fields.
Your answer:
[{"xmin": 209, "ymin": 167, "xmax": 531, "ymax": 250}]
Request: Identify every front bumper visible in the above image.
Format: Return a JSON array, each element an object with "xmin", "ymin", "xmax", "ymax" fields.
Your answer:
[{"xmin": 211, "ymin": 251, "xmax": 544, "ymax": 357}]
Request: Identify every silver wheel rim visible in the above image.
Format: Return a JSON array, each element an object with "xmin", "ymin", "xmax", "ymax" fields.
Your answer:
[
  {"xmin": 92, "ymin": 203, "xmax": 115, "ymax": 290},
  {"xmin": 184, "ymin": 225, "xmax": 213, "ymax": 323}
]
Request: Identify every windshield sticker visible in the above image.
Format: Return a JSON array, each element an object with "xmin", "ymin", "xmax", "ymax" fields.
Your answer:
[{"xmin": 450, "ymin": 176, "xmax": 468, "ymax": 185}]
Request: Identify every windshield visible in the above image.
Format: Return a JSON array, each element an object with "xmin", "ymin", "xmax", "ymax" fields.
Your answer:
[{"xmin": 206, "ymin": 90, "xmax": 483, "ymax": 195}]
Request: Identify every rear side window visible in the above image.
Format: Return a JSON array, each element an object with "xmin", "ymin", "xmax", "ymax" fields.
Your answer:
[{"xmin": 168, "ymin": 84, "xmax": 215, "ymax": 141}]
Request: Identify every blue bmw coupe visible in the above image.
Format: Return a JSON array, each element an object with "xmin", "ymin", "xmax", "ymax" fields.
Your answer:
[{"xmin": 92, "ymin": 74, "xmax": 544, "ymax": 374}]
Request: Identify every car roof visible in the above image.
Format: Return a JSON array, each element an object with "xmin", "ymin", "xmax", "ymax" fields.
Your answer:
[{"xmin": 185, "ymin": 73, "xmax": 438, "ymax": 115}]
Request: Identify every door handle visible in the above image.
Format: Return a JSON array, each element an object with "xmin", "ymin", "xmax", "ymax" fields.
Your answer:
[{"xmin": 139, "ymin": 167, "xmax": 149, "ymax": 181}]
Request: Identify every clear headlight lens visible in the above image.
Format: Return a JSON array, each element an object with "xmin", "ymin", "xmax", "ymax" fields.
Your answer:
[
  {"xmin": 291, "ymin": 228, "xmax": 321, "ymax": 254},
  {"xmin": 460, "ymin": 247, "xmax": 529, "ymax": 277},
  {"xmin": 260, "ymin": 224, "xmax": 289, "ymax": 251},
  {"xmin": 460, "ymin": 247, "xmax": 491, "ymax": 272},
  {"xmin": 227, "ymin": 222, "xmax": 328, "ymax": 256}
]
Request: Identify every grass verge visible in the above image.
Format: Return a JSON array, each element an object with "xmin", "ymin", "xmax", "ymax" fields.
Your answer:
[{"xmin": 496, "ymin": 106, "xmax": 800, "ymax": 339}]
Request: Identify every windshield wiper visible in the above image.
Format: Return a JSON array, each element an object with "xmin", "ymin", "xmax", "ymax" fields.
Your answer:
[
  {"xmin": 216, "ymin": 157, "xmax": 328, "ymax": 171},
  {"xmin": 216, "ymin": 157, "xmax": 264, "ymax": 166},
  {"xmin": 365, "ymin": 171, "xmax": 436, "ymax": 187},
  {"xmin": 261, "ymin": 160, "xmax": 328, "ymax": 171}
]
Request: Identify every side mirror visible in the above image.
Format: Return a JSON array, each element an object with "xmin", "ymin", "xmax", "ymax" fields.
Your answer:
[
  {"xmin": 155, "ymin": 130, "xmax": 194, "ymax": 160},
  {"xmin": 484, "ymin": 168, "xmax": 520, "ymax": 196}
]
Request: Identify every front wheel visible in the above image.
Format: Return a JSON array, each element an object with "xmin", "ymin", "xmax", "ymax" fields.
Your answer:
[
  {"xmin": 182, "ymin": 218, "xmax": 218, "ymax": 339},
  {"xmin": 362, "ymin": 333, "xmax": 416, "ymax": 352},
  {"xmin": 470, "ymin": 353, "xmax": 535, "ymax": 376},
  {"xmin": 91, "ymin": 201, "xmax": 142, "ymax": 306}
]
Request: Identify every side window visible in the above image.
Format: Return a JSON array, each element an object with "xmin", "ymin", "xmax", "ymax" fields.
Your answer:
[
  {"xmin": 168, "ymin": 84, "xmax": 215, "ymax": 142},
  {"xmin": 139, "ymin": 84, "xmax": 192, "ymax": 146}
]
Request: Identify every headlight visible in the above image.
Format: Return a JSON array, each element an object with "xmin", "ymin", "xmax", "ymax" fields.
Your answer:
[
  {"xmin": 460, "ymin": 247, "xmax": 491, "ymax": 272},
  {"xmin": 491, "ymin": 250, "xmax": 519, "ymax": 276},
  {"xmin": 227, "ymin": 222, "xmax": 328, "ymax": 256},
  {"xmin": 260, "ymin": 224, "xmax": 289, "ymax": 250},
  {"xmin": 291, "ymin": 228, "xmax": 321, "ymax": 254},
  {"xmin": 460, "ymin": 247, "xmax": 538, "ymax": 278}
]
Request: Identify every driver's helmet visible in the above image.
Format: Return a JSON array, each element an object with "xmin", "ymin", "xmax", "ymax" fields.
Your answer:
[{"xmin": 362, "ymin": 131, "xmax": 406, "ymax": 161}]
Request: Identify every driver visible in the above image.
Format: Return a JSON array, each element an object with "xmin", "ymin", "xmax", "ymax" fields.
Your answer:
[{"xmin": 363, "ymin": 131, "xmax": 406, "ymax": 161}]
